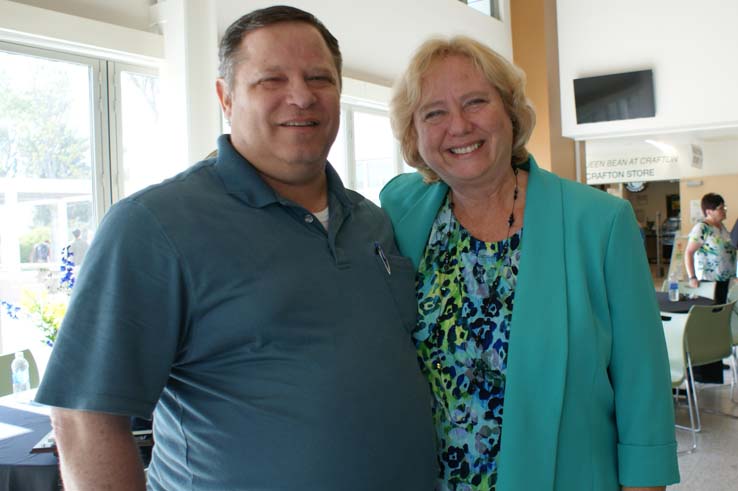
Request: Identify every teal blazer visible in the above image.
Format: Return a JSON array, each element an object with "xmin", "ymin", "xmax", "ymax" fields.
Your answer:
[{"xmin": 380, "ymin": 157, "xmax": 679, "ymax": 490}]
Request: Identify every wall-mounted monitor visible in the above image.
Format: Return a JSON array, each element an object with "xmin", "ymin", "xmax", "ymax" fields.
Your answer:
[{"xmin": 574, "ymin": 69, "xmax": 655, "ymax": 124}]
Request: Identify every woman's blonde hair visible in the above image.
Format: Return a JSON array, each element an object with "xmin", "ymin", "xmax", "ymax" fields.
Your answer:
[{"xmin": 390, "ymin": 36, "xmax": 536, "ymax": 183}]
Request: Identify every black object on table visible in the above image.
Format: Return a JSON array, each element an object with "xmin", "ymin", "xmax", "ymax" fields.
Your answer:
[
  {"xmin": 656, "ymin": 291, "xmax": 713, "ymax": 314},
  {"xmin": 0, "ymin": 395, "xmax": 60, "ymax": 491}
]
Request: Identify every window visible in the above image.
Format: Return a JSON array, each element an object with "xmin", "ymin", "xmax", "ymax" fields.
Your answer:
[
  {"xmin": 115, "ymin": 66, "xmax": 164, "ymax": 198},
  {"xmin": 0, "ymin": 42, "xmax": 160, "ymax": 363},
  {"xmin": 459, "ymin": 0, "xmax": 501, "ymax": 20},
  {"xmin": 328, "ymin": 103, "xmax": 406, "ymax": 204}
]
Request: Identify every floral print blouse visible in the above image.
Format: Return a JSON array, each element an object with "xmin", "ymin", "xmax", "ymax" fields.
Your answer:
[
  {"xmin": 415, "ymin": 196, "xmax": 522, "ymax": 491},
  {"xmin": 687, "ymin": 220, "xmax": 737, "ymax": 281}
]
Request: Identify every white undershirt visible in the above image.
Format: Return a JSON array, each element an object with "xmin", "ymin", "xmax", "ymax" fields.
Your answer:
[{"xmin": 314, "ymin": 206, "xmax": 330, "ymax": 230}]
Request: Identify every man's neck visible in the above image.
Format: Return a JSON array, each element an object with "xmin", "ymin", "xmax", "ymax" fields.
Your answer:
[{"xmin": 258, "ymin": 171, "xmax": 329, "ymax": 213}]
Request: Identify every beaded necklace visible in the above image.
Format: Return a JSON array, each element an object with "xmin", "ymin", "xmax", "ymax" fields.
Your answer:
[{"xmin": 448, "ymin": 166, "xmax": 519, "ymax": 292}]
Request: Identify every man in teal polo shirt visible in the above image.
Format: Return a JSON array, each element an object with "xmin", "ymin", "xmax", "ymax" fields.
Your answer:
[{"xmin": 36, "ymin": 6, "xmax": 435, "ymax": 490}]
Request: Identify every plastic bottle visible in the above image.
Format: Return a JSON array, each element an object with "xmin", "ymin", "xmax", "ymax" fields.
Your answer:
[
  {"xmin": 11, "ymin": 352, "xmax": 30, "ymax": 393},
  {"xmin": 668, "ymin": 274, "xmax": 680, "ymax": 302}
]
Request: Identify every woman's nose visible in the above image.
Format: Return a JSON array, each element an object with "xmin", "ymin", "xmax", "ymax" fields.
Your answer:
[{"xmin": 448, "ymin": 110, "xmax": 472, "ymax": 135}]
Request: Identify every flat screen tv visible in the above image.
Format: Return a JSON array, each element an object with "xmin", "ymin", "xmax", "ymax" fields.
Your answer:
[{"xmin": 574, "ymin": 69, "xmax": 655, "ymax": 124}]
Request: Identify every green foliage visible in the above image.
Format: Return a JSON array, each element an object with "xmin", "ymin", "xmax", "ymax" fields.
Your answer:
[
  {"xmin": 67, "ymin": 201, "xmax": 92, "ymax": 232},
  {"xmin": 19, "ymin": 226, "xmax": 51, "ymax": 263},
  {"xmin": 0, "ymin": 53, "xmax": 90, "ymax": 179}
]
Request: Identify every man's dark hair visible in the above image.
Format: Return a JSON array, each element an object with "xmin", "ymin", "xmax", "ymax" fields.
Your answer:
[
  {"xmin": 701, "ymin": 192, "xmax": 724, "ymax": 216},
  {"xmin": 218, "ymin": 5, "xmax": 342, "ymax": 89}
]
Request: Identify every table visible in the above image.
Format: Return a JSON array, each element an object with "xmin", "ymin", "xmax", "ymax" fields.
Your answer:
[
  {"xmin": 0, "ymin": 392, "xmax": 59, "ymax": 491},
  {"xmin": 656, "ymin": 291, "xmax": 713, "ymax": 314}
]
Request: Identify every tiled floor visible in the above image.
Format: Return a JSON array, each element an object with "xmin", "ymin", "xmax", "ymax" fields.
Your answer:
[{"xmin": 670, "ymin": 379, "xmax": 738, "ymax": 489}]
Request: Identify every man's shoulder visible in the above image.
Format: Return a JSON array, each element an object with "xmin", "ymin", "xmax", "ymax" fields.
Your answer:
[
  {"xmin": 127, "ymin": 159, "xmax": 219, "ymax": 205},
  {"xmin": 100, "ymin": 159, "xmax": 221, "ymax": 233},
  {"xmin": 341, "ymin": 188, "xmax": 387, "ymax": 224}
]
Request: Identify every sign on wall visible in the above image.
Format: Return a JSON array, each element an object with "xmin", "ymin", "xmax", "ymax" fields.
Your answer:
[
  {"xmin": 585, "ymin": 141, "xmax": 694, "ymax": 184},
  {"xmin": 585, "ymin": 136, "xmax": 738, "ymax": 185}
]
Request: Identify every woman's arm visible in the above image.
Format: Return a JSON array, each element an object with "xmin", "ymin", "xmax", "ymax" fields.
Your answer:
[
  {"xmin": 684, "ymin": 239, "xmax": 701, "ymax": 287},
  {"xmin": 604, "ymin": 202, "xmax": 679, "ymax": 487}
]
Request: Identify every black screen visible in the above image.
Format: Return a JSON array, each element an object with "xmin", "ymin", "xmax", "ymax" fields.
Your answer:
[{"xmin": 574, "ymin": 70, "xmax": 655, "ymax": 124}]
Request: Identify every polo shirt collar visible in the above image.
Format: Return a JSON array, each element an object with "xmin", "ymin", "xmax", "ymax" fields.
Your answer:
[{"xmin": 214, "ymin": 134, "xmax": 353, "ymax": 211}]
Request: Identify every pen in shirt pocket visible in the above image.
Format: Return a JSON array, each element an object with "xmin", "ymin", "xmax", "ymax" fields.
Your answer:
[{"xmin": 374, "ymin": 241, "xmax": 392, "ymax": 275}]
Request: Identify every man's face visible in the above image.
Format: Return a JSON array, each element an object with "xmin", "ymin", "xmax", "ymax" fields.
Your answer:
[{"xmin": 216, "ymin": 22, "xmax": 340, "ymax": 188}]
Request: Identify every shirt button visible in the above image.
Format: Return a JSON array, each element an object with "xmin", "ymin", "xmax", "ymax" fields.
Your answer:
[{"xmin": 304, "ymin": 214, "xmax": 314, "ymax": 223}]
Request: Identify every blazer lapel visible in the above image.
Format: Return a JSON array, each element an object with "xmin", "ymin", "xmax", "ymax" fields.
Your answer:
[
  {"xmin": 393, "ymin": 182, "xmax": 448, "ymax": 269},
  {"xmin": 497, "ymin": 159, "xmax": 569, "ymax": 490}
]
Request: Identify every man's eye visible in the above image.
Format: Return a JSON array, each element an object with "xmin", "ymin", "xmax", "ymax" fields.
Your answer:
[{"xmin": 307, "ymin": 75, "xmax": 335, "ymax": 86}]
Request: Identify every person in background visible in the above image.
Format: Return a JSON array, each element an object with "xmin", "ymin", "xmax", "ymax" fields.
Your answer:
[
  {"xmin": 67, "ymin": 228, "xmax": 89, "ymax": 265},
  {"xmin": 380, "ymin": 36, "xmax": 678, "ymax": 490},
  {"xmin": 730, "ymin": 216, "xmax": 738, "ymax": 249},
  {"xmin": 34, "ymin": 6, "xmax": 435, "ymax": 490},
  {"xmin": 684, "ymin": 193, "xmax": 737, "ymax": 383},
  {"xmin": 30, "ymin": 239, "xmax": 51, "ymax": 263}
]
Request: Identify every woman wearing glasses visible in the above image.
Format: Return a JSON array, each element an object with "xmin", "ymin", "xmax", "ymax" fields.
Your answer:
[{"xmin": 684, "ymin": 193, "xmax": 737, "ymax": 382}]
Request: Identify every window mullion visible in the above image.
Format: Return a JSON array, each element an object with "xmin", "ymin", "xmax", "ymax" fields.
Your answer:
[
  {"xmin": 345, "ymin": 108, "xmax": 357, "ymax": 190},
  {"xmin": 106, "ymin": 61, "xmax": 122, "ymax": 205},
  {"xmin": 92, "ymin": 58, "xmax": 113, "ymax": 220}
]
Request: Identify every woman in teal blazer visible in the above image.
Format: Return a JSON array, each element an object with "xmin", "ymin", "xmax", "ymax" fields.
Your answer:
[{"xmin": 380, "ymin": 36, "xmax": 678, "ymax": 490}]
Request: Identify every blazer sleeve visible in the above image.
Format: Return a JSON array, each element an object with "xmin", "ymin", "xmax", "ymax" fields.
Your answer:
[{"xmin": 604, "ymin": 201, "xmax": 680, "ymax": 486}]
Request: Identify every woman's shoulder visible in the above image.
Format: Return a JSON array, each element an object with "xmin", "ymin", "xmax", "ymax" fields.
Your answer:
[
  {"xmin": 688, "ymin": 220, "xmax": 707, "ymax": 234},
  {"xmin": 380, "ymin": 172, "xmax": 445, "ymax": 214},
  {"xmin": 381, "ymin": 172, "xmax": 426, "ymax": 197},
  {"xmin": 535, "ymin": 167, "xmax": 630, "ymax": 216}
]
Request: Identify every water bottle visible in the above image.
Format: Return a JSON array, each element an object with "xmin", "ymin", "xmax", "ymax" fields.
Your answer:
[
  {"xmin": 11, "ymin": 352, "xmax": 30, "ymax": 393},
  {"xmin": 668, "ymin": 275, "xmax": 679, "ymax": 302}
]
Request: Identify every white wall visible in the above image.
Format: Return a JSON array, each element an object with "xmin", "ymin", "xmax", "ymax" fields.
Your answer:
[
  {"xmin": 556, "ymin": 0, "xmax": 738, "ymax": 140},
  {"xmin": 10, "ymin": 0, "xmax": 152, "ymax": 32},
  {"xmin": 216, "ymin": 0, "xmax": 513, "ymax": 86},
  {"xmin": 0, "ymin": 0, "xmax": 162, "ymax": 63}
]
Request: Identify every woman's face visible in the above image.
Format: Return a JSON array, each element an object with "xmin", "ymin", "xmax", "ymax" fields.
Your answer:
[
  {"xmin": 706, "ymin": 203, "xmax": 727, "ymax": 223},
  {"xmin": 413, "ymin": 55, "xmax": 513, "ymax": 188}
]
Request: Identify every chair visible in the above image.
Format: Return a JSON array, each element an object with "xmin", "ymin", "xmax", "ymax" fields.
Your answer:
[
  {"xmin": 727, "ymin": 284, "xmax": 738, "ymax": 402},
  {"xmin": 0, "ymin": 349, "xmax": 40, "ymax": 396},
  {"xmin": 682, "ymin": 301, "xmax": 736, "ymax": 433},
  {"xmin": 662, "ymin": 312, "xmax": 697, "ymax": 453}
]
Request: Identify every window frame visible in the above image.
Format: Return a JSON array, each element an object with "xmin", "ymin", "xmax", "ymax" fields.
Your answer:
[
  {"xmin": 336, "ymin": 100, "xmax": 405, "ymax": 194},
  {"xmin": 0, "ymin": 40, "xmax": 161, "ymax": 225}
]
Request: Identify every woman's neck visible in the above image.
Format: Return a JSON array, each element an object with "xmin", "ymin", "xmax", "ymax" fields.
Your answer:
[
  {"xmin": 450, "ymin": 167, "xmax": 528, "ymax": 242},
  {"xmin": 704, "ymin": 216, "xmax": 722, "ymax": 228}
]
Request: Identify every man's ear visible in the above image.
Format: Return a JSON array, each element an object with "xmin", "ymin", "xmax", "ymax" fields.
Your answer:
[{"xmin": 215, "ymin": 78, "xmax": 232, "ymax": 120}]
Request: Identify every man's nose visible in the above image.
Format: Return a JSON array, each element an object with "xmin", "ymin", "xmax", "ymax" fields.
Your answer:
[{"xmin": 286, "ymin": 79, "xmax": 317, "ymax": 109}]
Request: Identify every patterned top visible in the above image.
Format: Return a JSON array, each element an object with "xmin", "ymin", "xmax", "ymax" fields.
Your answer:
[
  {"xmin": 415, "ymin": 196, "xmax": 522, "ymax": 491},
  {"xmin": 687, "ymin": 220, "xmax": 737, "ymax": 281}
]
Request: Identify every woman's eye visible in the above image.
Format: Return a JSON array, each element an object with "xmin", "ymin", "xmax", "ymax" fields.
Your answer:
[
  {"xmin": 466, "ymin": 98, "xmax": 487, "ymax": 108},
  {"xmin": 259, "ymin": 77, "xmax": 285, "ymax": 87},
  {"xmin": 424, "ymin": 110, "xmax": 444, "ymax": 121}
]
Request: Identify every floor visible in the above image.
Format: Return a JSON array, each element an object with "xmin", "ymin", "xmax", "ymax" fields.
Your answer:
[{"xmin": 670, "ymin": 375, "xmax": 738, "ymax": 490}]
